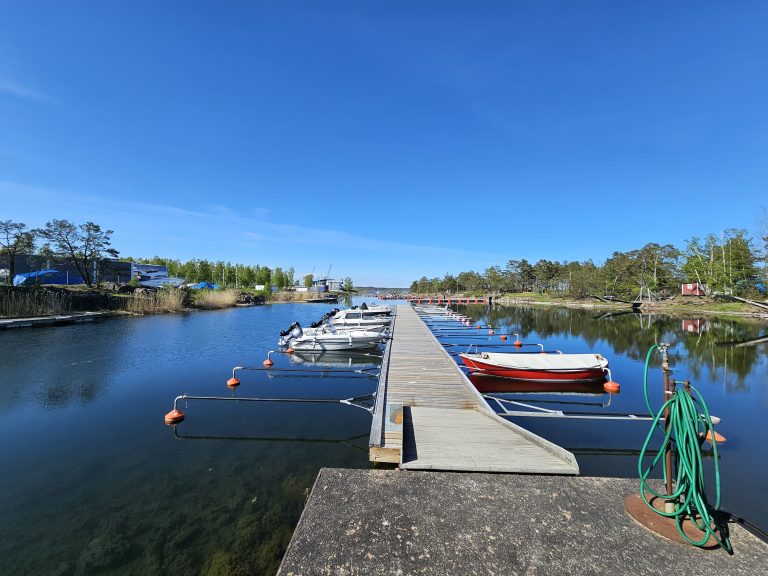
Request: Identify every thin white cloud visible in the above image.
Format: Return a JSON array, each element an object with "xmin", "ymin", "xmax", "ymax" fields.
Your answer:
[
  {"xmin": 0, "ymin": 180, "xmax": 507, "ymax": 285},
  {"xmin": 0, "ymin": 78, "xmax": 51, "ymax": 103}
]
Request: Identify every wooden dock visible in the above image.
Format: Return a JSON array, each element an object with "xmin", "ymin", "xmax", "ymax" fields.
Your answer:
[
  {"xmin": 0, "ymin": 312, "xmax": 108, "ymax": 330},
  {"xmin": 369, "ymin": 304, "xmax": 578, "ymax": 474}
]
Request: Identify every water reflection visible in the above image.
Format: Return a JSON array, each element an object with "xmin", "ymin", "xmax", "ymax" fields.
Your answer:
[
  {"xmin": 287, "ymin": 350, "xmax": 383, "ymax": 369},
  {"xmin": 459, "ymin": 304, "xmax": 767, "ymax": 389},
  {"xmin": 0, "ymin": 303, "xmax": 379, "ymax": 576},
  {"xmin": 0, "ymin": 322, "xmax": 134, "ymax": 412},
  {"xmin": 452, "ymin": 303, "xmax": 768, "ymax": 533}
]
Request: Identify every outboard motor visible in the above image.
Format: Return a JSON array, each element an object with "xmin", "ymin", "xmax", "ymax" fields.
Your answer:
[{"xmin": 278, "ymin": 322, "xmax": 303, "ymax": 346}]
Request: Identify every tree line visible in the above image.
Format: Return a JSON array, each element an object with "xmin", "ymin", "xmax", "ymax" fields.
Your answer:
[
  {"xmin": 410, "ymin": 229, "xmax": 768, "ymax": 299},
  {"xmin": 1, "ymin": 218, "xmax": 354, "ymax": 291}
]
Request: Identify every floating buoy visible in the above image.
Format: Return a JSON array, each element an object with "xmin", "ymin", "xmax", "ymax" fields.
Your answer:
[
  {"xmin": 286, "ymin": 348, "xmax": 294, "ymax": 354},
  {"xmin": 227, "ymin": 377, "xmax": 240, "ymax": 387},
  {"xmin": 263, "ymin": 358, "xmax": 273, "ymax": 368},
  {"xmin": 603, "ymin": 380, "xmax": 621, "ymax": 394},
  {"xmin": 500, "ymin": 335, "xmax": 507, "ymax": 341},
  {"xmin": 164, "ymin": 408, "xmax": 185, "ymax": 425},
  {"xmin": 514, "ymin": 340, "xmax": 522, "ymax": 347},
  {"xmin": 488, "ymin": 329, "xmax": 494, "ymax": 335},
  {"xmin": 476, "ymin": 324, "xmax": 481, "ymax": 329},
  {"xmin": 703, "ymin": 430, "xmax": 726, "ymax": 444}
]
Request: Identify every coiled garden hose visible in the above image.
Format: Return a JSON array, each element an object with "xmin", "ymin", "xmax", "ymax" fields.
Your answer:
[{"xmin": 638, "ymin": 344, "xmax": 732, "ymax": 552}]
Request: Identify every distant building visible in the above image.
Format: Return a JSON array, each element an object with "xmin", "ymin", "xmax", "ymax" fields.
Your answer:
[
  {"xmin": 682, "ymin": 319, "xmax": 707, "ymax": 334},
  {"xmin": 312, "ymin": 278, "xmax": 342, "ymax": 292},
  {"xmin": 681, "ymin": 282, "xmax": 706, "ymax": 296}
]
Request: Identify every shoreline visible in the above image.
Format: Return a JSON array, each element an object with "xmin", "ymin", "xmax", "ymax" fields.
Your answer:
[{"xmin": 491, "ymin": 296, "xmax": 768, "ymax": 319}]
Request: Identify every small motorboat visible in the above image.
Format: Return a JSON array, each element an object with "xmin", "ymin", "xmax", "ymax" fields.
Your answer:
[
  {"xmin": 459, "ymin": 351, "xmax": 609, "ymax": 383},
  {"xmin": 330, "ymin": 308, "xmax": 392, "ymax": 330},
  {"xmin": 279, "ymin": 322, "xmax": 385, "ymax": 351},
  {"xmin": 136, "ymin": 270, "xmax": 185, "ymax": 288},
  {"xmin": 349, "ymin": 302, "xmax": 392, "ymax": 317}
]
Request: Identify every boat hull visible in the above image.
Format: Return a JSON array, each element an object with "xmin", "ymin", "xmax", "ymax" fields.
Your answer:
[
  {"xmin": 288, "ymin": 338, "xmax": 382, "ymax": 351},
  {"xmin": 287, "ymin": 331, "xmax": 385, "ymax": 351}
]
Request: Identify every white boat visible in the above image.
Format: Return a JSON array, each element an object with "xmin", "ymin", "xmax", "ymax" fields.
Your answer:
[
  {"xmin": 330, "ymin": 308, "xmax": 392, "ymax": 330},
  {"xmin": 137, "ymin": 270, "xmax": 185, "ymax": 288},
  {"xmin": 279, "ymin": 322, "xmax": 385, "ymax": 351},
  {"xmin": 344, "ymin": 303, "xmax": 392, "ymax": 317}
]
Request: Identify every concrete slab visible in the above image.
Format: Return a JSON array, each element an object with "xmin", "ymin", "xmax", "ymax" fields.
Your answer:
[{"xmin": 279, "ymin": 468, "xmax": 768, "ymax": 576}]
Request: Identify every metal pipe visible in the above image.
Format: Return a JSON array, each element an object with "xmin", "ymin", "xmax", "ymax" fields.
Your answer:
[
  {"xmin": 172, "ymin": 393, "xmax": 375, "ymax": 413},
  {"xmin": 660, "ymin": 344, "xmax": 676, "ymax": 513}
]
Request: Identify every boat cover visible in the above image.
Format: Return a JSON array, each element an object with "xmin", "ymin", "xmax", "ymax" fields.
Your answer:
[
  {"xmin": 470, "ymin": 353, "xmax": 606, "ymax": 371},
  {"xmin": 13, "ymin": 269, "xmax": 84, "ymax": 286}
]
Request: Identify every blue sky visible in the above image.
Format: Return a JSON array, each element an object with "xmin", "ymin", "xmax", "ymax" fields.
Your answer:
[{"xmin": 1, "ymin": 1, "xmax": 766, "ymax": 287}]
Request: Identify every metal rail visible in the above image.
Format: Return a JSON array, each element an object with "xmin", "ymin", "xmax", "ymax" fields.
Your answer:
[
  {"xmin": 172, "ymin": 393, "xmax": 376, "ymax": 414},
  {"xmin": 368, "ymin": 308, "xmax": 395, "ymax": 449}
]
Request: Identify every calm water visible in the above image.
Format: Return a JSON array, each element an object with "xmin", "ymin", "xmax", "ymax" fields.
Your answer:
[
  {"xmin": 447, "ymin": 304, "xmax": 768, "ymax": 536},
  {"xmin": 1, "ymin": 302, "xmax": 767, "ymax": 575},
  {"xmin": 0, "ymin": 300, "xmax": 378, "ymax": 576}
]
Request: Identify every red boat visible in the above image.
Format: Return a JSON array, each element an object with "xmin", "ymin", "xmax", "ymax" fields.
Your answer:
[{"xmin": 459, "ymin": 351, "xmax": 609, "ymax": 383}]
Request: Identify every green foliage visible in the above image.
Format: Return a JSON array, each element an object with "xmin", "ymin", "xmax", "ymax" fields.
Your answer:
[
  {"xmin": 682, "ymin": 230, "xmax": 759, "ymax": 296},
  {"xmin": 303, "ymin": 274, "xmax": 313, "ymax": 288},
  {"xmin": 33, "ymin": 219, "xmax": 118, "ymax": 288},
  {"xmin": 409, "ymin": 230, "xmax": 763, "ymax": 299},
  {"xmin": 342, "ymin": 277, "xmax": 353, "ymax": 291},
  {"xmin": 0, "ymin": 220, "xmax": 34, "ymax": 285}
]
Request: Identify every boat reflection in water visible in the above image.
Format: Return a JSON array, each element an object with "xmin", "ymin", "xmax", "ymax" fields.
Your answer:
[
  {"xmin": 468, "ymin": 372, "xmax": 607, "ymax": 395},
  {"xmin": 288, "ymin": 350, "xmax": 383, "ymax": 369}
]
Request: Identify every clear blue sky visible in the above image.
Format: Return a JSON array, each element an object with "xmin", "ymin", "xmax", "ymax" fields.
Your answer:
[{"xmin": 1, "ymin": 1, "xmax": 766, "ymax": 287}]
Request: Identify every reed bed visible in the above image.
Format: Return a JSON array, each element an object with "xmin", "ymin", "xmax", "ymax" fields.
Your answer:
[
  {"xmin": 121, "ymin": 290, "xmax": 186, "ymax": 314},
  {"xmin": 0, "ymin": 289, "xmax": 73, "ymax": 318},
  {"xmin": 193, "ymin": 289, "xmax": 240, "ymax": 309}
]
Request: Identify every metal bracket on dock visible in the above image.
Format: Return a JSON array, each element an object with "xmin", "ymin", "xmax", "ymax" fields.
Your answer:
[{"xmin": 484, "ymin": 394, "xmax": 665, "ymax": 422}]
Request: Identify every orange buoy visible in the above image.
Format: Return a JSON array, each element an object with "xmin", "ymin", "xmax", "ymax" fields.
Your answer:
[
  {"xmin": 286, "ymin": 348, "xmax": 294, "ymax": 354},
  {"xmin": 164, "ymin": 408, "xmax": 185, "ymax": 425},
  {"xmin": 514, "ymin": 341, "xmax": 522, "ymax": 347},
  {"xmin": 500, "ymin": 335, "xmax": 507, "ymax": 341},
  {"xmin": 263, "ymin": 358, "xmax": 274, "ymax": 368},
  {"xmin": 488, "ymin": 329, "xmax": 494, "ymax": 335},
  {"xmin": 227, "ymin": 377, "xmax": 241, "ymax": 387},
  {"xmin": 703, "ymin": 430, "xmax": 726, "ymax": 444},
  {"xmin": 476, "ymin": 324, "xmax": 481, "ymax": 329},
  {"xmin": 603, "ymin": 380, "xmax": 621, "ymax": 394}
]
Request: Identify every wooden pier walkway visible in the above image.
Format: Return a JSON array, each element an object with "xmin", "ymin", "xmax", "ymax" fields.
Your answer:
[
  {"xmin": 369, "ymin": 304, "xmax": 578, "ymax": 474},
  {"xmin": 0, "ymin": 311, "xmax": 108, "ymax": 330}
]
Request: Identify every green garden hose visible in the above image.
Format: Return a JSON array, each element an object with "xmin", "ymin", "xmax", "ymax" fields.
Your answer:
[{"xmin": 638, "ymin": 344, "xmax": 732, "ymax": 552}]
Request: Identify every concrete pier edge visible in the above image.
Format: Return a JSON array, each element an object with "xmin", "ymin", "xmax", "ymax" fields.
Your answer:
[{"xmin": 278, "ymin": 468, "xmax": 768, "ymax": 576}]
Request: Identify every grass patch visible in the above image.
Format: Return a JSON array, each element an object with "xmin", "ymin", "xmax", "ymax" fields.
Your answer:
[
  {"xmin": 193, "ymin": 289, "xmax": 240, "ymax": 309},
  {"xmin": 121, "ymin": 290, "xmax": 186, "ymax": 314},
  {"xmin": 0, "ymin": 289, "xmax": 73, "ymax": 317}
]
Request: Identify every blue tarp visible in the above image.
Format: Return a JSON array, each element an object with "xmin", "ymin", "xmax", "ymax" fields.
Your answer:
[
  {"xmin": 194, "ymin": 282, "xmax": 221, "ymax": 290},
  {"xmin": 13, "ymin": 269, "xmax": 85, "ymax": 286}
]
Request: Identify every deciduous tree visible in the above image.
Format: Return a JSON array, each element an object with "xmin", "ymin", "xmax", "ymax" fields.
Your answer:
[
  {"xmin": 0, "ymin": 220, "xmax": 34, "ymax": 285},
  {"xmin": 34, "ymin": 220, "xmax": 118, "ymax": 288}
]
